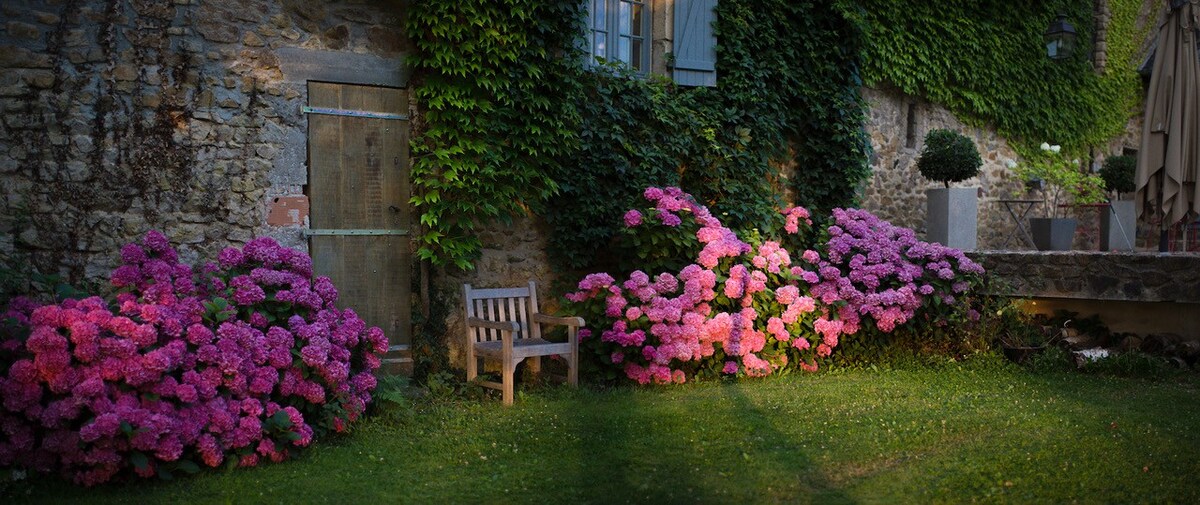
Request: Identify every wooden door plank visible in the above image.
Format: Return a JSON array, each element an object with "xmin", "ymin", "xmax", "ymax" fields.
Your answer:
[{"xmin": 308, "ymin": 82, "xmax": 412, "ymax": 346}]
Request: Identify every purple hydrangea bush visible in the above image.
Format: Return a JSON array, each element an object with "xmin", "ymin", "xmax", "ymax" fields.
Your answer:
[
  {"xmin": 0, "ymin": 232, "xmax": 387, "ymax": 486},
  {"xmin": 567, "ymin": 187, "xmax": 986, "ymax": 384}
]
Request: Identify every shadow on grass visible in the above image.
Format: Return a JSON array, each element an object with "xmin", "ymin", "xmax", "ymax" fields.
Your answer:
[
  {"xmin": 563, "ymin": 378, "xmax": 854, "ymax": 503},
  {"xmin": 719, "ymin": 381, "xmax": 855, "ymax": 504}
]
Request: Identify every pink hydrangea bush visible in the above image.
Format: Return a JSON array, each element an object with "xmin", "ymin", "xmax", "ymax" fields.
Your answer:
[
  {"xmin": 0, "ymin": 232, "xmax": 387, "ymax": 486},
  {"xmin": 567, "ymin": 187, "xmax": 985, "ymax": 384}
]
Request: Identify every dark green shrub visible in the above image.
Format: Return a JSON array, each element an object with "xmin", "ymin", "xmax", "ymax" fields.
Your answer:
[
  {"xmin": 916, "ymin": 129, "xmax": 982, "ymax": 188},
  {"xmin": 1099, "ymin": 154, "xmax": 1136, "ymax": 194}
]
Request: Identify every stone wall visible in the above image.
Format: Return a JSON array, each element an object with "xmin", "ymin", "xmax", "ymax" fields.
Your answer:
[
  {"xmin": 431, "ymin": 214, "xmax": 562, "ymax": 368},
  {"xmin": 969, "ymin": 251, "xmax": 1200, "ymax": 303},
  {"xmin": 970, "ymin": 250, "xmax": 1200, "ymax": 338},
  {"xmin": 859, "ymin": 85, "xmax": 1144, "ymax": 251},
  {"xmin": 1, "ymin": 0, "xmax": 1169, "ymax": 367},
  {"xmin": 0, "ymin": 0, "xmax": 410, "ymax": 281},
  {"xmin": 860, "ymin": 85, "xmax": 1026, "ymax": 250}
]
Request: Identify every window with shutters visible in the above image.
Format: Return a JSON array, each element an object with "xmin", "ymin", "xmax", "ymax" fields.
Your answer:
[{"xmin": 584, "ymin": 0, "xmax": 717, "ymax": 87}]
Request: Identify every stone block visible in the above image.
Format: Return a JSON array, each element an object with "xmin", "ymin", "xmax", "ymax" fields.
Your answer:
[
  {"xmin": 243, "ymin": 31, "xmax": 265, "ymax": 47},
  {"xmin": 925, "ymin": 187, "xmax": 977, "ymax": 251},
  {"xmin": 7, "ymin": 21, "xmax": 41, "ymax": 40},
  {"xmin": 322, "ymin": 24, "xmax": 349, "ymax": 50},
  {"xmin": 24, "ymin": 70, "xmax": 54, "ymax": 88},
  {"xmin": 112, "ymin": 64, "xmax": 139, "ymax": 81},
  {"xmin": 0, "ymin": 46, "xmax": 53, "ymax": 68},
  {"xmin": 276, "ymin": 47, "xmax": 408, "ymax": 87},
  {"xmin": 71, "ymin": 135, "xmax": 94, "ymax": 153},
  {"xmin": 195, "ymin": 18, "xmax": 239, "ymax": 43},
  {"xmin": 140, "ymin": 92, "xmax": 161, "ymax": 108},
  {"xmin": 32, "ymin": 10, "xmax": 59, "ymax": 24}
]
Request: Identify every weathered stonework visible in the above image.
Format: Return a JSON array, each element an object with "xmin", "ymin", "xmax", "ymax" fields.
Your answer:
[
  {"xmin": 0, "ymin": 0, "xmax": 410, "ymax": 282},
  {"xmin": 859, "ymin": 85, "xmax": 1144, "ymax": 251},
  {"xmin": 431, "ymin": 214, "xmax": 562, "ymax": 368},
  {"xmin": 968, "ymin": 251, "xmax": 1200, "ymax": 303},
  {"xmin": 860, "ymin": 85, "xmax": 1027, "ymax": 250},
  {"xmin": 1, "ymin": 0, "xmax": 1172, "ymax": 365}
]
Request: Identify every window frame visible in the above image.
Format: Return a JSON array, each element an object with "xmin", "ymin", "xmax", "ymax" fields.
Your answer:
[{"xmin": 587, "ymin": 0, "xmax": 652, "ymax": 75}]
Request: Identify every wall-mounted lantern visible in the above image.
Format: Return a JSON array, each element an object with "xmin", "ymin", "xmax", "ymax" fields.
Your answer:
[{"xmin": 1044, "ymin": 13, "xmax": 1077, "ymax": 60}]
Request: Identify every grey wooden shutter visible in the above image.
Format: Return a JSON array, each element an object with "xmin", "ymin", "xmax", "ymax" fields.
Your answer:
[{"xmin": 672, "ymin": 0, "xmax": 717, "ymax": 87}]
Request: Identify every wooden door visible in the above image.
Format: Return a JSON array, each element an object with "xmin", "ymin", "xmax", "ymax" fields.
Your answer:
[{"xmin": 307, "ymin": 82, "xmax": 411, "ymax": 346}]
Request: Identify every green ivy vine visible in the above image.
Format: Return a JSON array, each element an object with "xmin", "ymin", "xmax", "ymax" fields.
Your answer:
[
  {"xmin": 404, "ymin": 0, "xmax": 1151, "ymax": 270},
  {"xmin": 407, "ymin": 0, "xmax": 872, "ymax": 272},
  {"xmin": 854, "ymin": 0, "xmax": 1152, "ymax": 153},
  {"xmin": 547, "ymin": 0, "xmax": 871, "ymax": 272},
  {"xmin": 405, "ymin": 0, "xmax": 584, "ymax": 269}
]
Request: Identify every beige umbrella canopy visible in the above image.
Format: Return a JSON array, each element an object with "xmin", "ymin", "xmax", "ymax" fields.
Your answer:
[{"xmin": 1136, "ymin": 0, "xmax": 1200, "ymax": 230}]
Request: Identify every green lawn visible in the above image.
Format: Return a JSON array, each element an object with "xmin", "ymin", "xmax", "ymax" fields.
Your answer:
[{"xmin": 11, "ymin": 360, "xmax": 1200, "ymax": 504}]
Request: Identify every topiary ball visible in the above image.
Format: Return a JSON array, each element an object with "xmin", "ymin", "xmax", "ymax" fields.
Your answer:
[
  {"xmin": 916, "ymin": 129, "xmax": 982, "ymax": 187},
  {"xmin": 1099, "ymin": 155, "xmax": 1136, "ymax": 194}
]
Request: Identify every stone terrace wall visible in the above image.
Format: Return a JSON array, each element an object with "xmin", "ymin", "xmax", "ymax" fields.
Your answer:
[
  {"xmin": 0, "ymin": 0, "xmax": 410, "ymax": 281},
  {"xmin": 969, "ymin": 251, "xmax": 1200, "ymax": 303}
]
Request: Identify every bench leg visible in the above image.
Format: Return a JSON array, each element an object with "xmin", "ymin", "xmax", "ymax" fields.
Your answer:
[
  {"xmin": 502, "ymin": 360, "xmax": 515, "ymax": 406},
  {"xmin": 567, "ymin": 352, "xmax": 578, "ymax": 387},
  {"xmin": 466, "ymin": 351, "xmax": 477, "ymax": 383},
  {"xmin": 527, "ymin": 356, "xmax": 541, "ymax": 376}
]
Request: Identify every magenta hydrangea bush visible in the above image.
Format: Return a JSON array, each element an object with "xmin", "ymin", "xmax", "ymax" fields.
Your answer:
[
  {"xmin": 567, "ymin": 187, "xmax": 985, "ymax": 384},
  {"xmin": 0, "ymin": 232, "xmax": 387, "ymax": 486}
]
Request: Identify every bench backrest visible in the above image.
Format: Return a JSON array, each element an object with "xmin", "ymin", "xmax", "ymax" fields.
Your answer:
[{"xmin": 463, "ymin": 280, "xmax": 543, "ymax": 343}]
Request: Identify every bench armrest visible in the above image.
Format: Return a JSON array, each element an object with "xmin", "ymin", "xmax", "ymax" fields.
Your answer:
[{"xmin": 531, "ymin": 313, "xmax": 585, "ymax": 327}]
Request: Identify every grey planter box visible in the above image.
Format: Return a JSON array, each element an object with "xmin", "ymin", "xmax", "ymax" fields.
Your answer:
[
  {"xmin": 926, "ymin": 187, "xmax": 977, "ymax": 251},
  {"xmin": 1030, "ymin": 217, "xmax": 1077, "ymax": 251},
  {"xmin": 1101, "ymin": 200, "xmax": 1136, "ymax": 251}
]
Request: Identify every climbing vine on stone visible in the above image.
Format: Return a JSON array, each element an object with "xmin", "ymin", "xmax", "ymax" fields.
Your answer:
[
  {"xmin": 854, "ymin": 0, "xmax": 1150, "ymax": 152},
  {"xmin": 405, "ymin": 0, "xmax": 584, "ymax": 269}
]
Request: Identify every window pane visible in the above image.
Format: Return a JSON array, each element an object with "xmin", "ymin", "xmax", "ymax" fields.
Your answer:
[
  {"xmin": 619, "ymin": 35, "xmax": 631, "ymax": 65},
  {"xmin": 595, "ymin": 32, "xmax": 607, "ymax": 59},
  {"xmin": 619, "ymin": 1, "xmax": 630, "ymax": 36},
  {"xmin": 630, "ymin": 3, "xmax": 643, "ymax": 37},
  {"xmin": 631, "ymin": 38, "xmax": 642, "ymax": 70},
  {"xmin": 593, "ymin": 0, "xmax": 606, "ymax": 30}
]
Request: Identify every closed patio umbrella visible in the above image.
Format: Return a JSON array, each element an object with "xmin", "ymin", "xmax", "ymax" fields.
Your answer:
[{"xmin": 1135, "ymin": 0, "xmax": 1200, "ymax": 242}]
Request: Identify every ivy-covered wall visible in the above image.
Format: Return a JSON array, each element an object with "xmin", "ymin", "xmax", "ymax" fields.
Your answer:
[
  {"xmin": 406, "ymin": 0, "xmax": 870, "ymax": 274},
  {"xmin": 855, "ymin": 0, "xmax": 1155, "ymax": 154},
  {"xmin": 858, "ymin": 0, "xmax": 1162, "ymax": 249},
  {"xmin": 405, "ymin": 0, "xmax": 872, "ymax": 368}
]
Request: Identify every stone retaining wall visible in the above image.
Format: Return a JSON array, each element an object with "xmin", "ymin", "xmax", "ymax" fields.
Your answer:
[{"xmin": 968, "ymin": 251, "xmax": 1200, "ymax": 303}]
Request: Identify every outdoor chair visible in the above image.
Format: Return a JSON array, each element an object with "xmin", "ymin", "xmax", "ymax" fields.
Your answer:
[{"xmin": 463, "ymin": 281, "xmax": 583, "ymax": 405}]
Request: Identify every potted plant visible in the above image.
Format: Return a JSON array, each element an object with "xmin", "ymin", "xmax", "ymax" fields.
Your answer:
[
  {"xmin": 1011, "ymin": 143, "xmax": 1106, "ymax": 250},
  {"xmin": 1098, "ymin": 154, "xmax": 1136, "ymax": 251},
  {"xmin": 994, "ymin": 304, "xmax": 1060, "ymax": 364},
  {"xmin": 917, "ymin": 129, "xmax": 982, "ymax": 251}
]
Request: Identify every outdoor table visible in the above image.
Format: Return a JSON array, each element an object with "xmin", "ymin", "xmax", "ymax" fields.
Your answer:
[{"xmin": 997, "ymin": 199, "xmax": 1041, "ymax": 249}]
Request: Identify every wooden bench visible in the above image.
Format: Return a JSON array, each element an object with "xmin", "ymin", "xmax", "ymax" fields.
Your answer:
[{"xmin": 464, "ymin": 281, "xmax": 583, "ymax": 405}]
